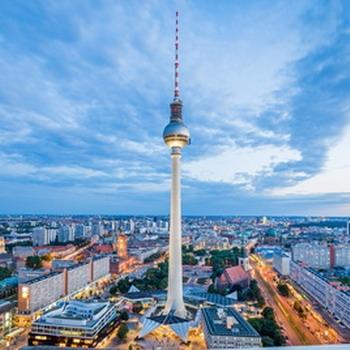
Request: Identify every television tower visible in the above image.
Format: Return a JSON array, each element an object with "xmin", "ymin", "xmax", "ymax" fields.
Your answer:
[{"xmin": 163, "ymin": 11, "xmax": 190, "ymax": 318}]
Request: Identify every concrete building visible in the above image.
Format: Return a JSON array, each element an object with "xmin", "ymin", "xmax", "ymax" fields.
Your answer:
[
  {"xmin": 290, "ymin": 260, "xmax": 350, "ymax": 328},
  {"xmin": 57, "ymin": 225, "xmax": 74, "ymax": 243},
  {"xmin": 201, "ymin": 307, "xmax": 261, "ymax": 349},
  {"xmin": 292, "ymin": 243, "xmax": 330, "ymax": 269},
  {"xmin": 0, "ymin": 237, "xmax": 6, "ymax": 254},
  {"xmin": 273, "ymin": 251, "xmax": 291, "ymax": 276},
  {"xmin": 0, "ymin": 300, "xmax": 16, "ymax": 342},
  {"xmin": 28, "ymin": 300, "xmax": 118, "ymax": 348},
  {"xmin": 92, "ymin": 255, "xmax": 110, "ymax": 281},
  {"xmin": 32, "ymin": 228, "xmax": 57, "ymax": 246},
  {"xmin": 18, "ymin": 256, "xmax": 111, "ymax": 316},
  {"xmin": 65, "ymin": 263, "xmax": 90, "ymax": 295},
  {"xmin": 117, "ymin": 233, "xmax": 128, "ymax": 259},
  {"xmin": 292, "ymin": 242, "xmax": 350, "ymax": 268},
  {"xmin": 18, "ymin": 271, "xmax": 65, "ymax": 314}
]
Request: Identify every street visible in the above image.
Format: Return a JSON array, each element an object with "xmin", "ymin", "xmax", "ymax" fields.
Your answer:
[{"xmin": 250, "ymin": 254, "xmax": 343, "ymax": 346}]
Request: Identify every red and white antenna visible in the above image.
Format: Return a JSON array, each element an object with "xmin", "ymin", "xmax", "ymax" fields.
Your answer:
[{"xmin": 174, "ymin": 11, "xmax": 180, "ymax": 100}]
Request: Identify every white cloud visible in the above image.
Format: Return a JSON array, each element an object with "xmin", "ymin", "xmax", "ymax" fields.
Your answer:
[
  {"xmin": 272, "ymin": 124, "xmax": 350, "ymax": 195},
  {"xmin": 184, "ymin": 144, "xmax": 301, "ymax": 189}
]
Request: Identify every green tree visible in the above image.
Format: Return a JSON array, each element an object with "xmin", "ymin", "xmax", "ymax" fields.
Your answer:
[
  {"xmin": 132, "ymin": 301, "xmax": 143, "ymax": 314},
  {"xmin": 25, "ymin": 256, "xmax": 42, "ymax": 269},
  {"xmin": 109, "ymin": 285, "xmax": 119, "ymax": 295},
  {"xmin": 119, "ymin": 310, "xmax": 129, "ymax": 321},
  {"xmin": 116, "ymin": 278, "xmax": 131, "ymax": 294},
  {"xmin": 0, "ymin": 267, "xmax": 11, "ymax": 281},
  {"xmin": 277, "ymin": 283, "xmax": 290, "ymax": 297},
  {"xmin": 194, "ymin": 249, "xmax": 207, "ymax": 256},
  {"xmin": 182, "ymin": 253, "xmax": 197, "ymax": 265},
  {"xmin": 117, "ymin": 322, "xmax": 129, "ymax": 340}
]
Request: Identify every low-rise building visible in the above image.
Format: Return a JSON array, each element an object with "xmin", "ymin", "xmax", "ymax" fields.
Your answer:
[
  {"xmin": 28, "ymin": 300, "xmax": 118, "ymax": 348},
  {"xmin": 201, "ymin": 307, "xmax": 261, "ymax": 349},
  {"xmin": 215, "ymin": 265, "xmax": 250, "ymax": 291}
]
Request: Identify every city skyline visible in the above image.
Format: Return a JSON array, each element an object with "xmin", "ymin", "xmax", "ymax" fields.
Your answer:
[{"xmin": 1, "ymin": 0, "xmax": 350, "ymax": 216}]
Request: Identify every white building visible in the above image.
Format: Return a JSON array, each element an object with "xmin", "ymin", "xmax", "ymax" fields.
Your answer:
[
  {"xmin": 32, "ymin": 227, "xmax": 57, "ymax": 246},
  {"xmin": 92, "ymin": 255, "xmax": 110, "ymax": 281},
  {"xmin": 334, "ymin": 244, "xmax": 350, "ymax": 267},
  {"xmin": 273, "ymin": 252, "xmax": 291, "ymax": 276},
  {"xmin": 29, "ymin": 300, "xmax": 118, "ymax": 348},
  {"xmin": 290, "ymin": 260, "xmax": 350, "ymax": 329},
  {"xmin": 18, "ymin": 271, "xmax": 65, "ymax": 313},
  {"xmin": 57, "ymin": 225, "xmax": 74, "ymax": 243},
  {"xmin": 292, "ymin": 243, "xmax": 330, "ymax": 269}
]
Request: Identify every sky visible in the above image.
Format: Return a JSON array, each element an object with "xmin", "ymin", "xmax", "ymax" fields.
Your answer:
[{"xmin": 0, "ymin": 0, "xmax": 350, "ymax": 216}]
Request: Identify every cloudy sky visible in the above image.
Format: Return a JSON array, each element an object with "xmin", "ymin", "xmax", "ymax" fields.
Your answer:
[{"xmin": 0, "ymin": 0, "xmax": 349, "ymax": 216}]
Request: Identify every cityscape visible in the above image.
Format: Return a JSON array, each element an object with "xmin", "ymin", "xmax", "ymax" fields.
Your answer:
[{"xmin": 0, "ymin": 1, "xmax": 350, "ymax": 350}]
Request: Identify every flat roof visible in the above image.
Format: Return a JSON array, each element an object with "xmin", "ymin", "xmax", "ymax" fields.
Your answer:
[
  {"xmin": 202, "ymin": 307, "xmax": 260, "ymax": 338},
  {"xmin": 33, "ymin": 300, "xmax": 112, "ymax": 327}
]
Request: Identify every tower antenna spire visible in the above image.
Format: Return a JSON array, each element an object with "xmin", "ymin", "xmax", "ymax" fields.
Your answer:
[{"xmin": 174, "ymin": 10, "xmax": 180, "ymax": 100}]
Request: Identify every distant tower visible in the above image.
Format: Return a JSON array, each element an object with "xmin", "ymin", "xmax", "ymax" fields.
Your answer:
[
  {"xmin": 163, "ymin": 11, "xmax": 190, "ymax": 319},
  {"xmin": 0, "ymin": 237, "xmax": 5, "ymax": 254},
  {"xmin": 238, "ymin": 234, "xmax": 250, "ymax": 271},
  {"xmin": 117, "ymin": 232, "xmax": 128, "ymax": 259}
]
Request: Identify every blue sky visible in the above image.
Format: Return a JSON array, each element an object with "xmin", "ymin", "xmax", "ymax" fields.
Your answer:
[{"xmin": 0, "ymin": 0, "xmax": 350, "ymax": 216}]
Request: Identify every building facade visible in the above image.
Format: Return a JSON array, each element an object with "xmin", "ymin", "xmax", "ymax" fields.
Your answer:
[
  {"xmin": 273, "ymin": 252, "xmax": 291, "ymax": 276},
  {"xmin": 28, "ymin": 300, "xmax": 118, "ymax": 348},
  {"xmin": 290, "ymin": 260, "xmax": 350, "ymax": 328},
  {"xmin": 18, "ymin": 256, "xmax": 111, "ymax": 315}
]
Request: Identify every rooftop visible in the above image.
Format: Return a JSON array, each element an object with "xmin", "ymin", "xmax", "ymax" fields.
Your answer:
[
  {"xmin": 33, "ymin": 300, "xmax": 113, "ymax": 327},
  {"xmin": 202, "ymin": 307, "xmax": 260, "ymax": 338}
]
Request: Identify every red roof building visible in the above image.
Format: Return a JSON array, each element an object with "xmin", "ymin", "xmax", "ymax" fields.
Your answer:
[{"xmin": 215, "ymin": 265, "xmax": 250, "ymax": 291}]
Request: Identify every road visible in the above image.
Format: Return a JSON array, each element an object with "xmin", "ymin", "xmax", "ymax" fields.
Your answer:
[{"xmin": 250, "ymin": 254, "xmax": 342, "ymax": 346}]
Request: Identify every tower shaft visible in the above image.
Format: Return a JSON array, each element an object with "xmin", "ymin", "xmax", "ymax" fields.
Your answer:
[{"xmin": 165, "ymin": 147, "xmax": 186, "ymax": 318}]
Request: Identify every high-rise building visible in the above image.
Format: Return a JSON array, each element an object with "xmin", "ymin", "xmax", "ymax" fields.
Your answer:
[
  {"xmin": 117, "ymin": 233, "xmax": 128, "ymax": 259},
  {"xmin": 0, "ymin": 237, "xmax": 6, "ymax": 254},
  {"xmin": 57, "ymin": 225, "xmax": 74, "ymax": 243},
  {"xmin": 32, "ymin": 227, "xmax": 57, "ymax": 246}
]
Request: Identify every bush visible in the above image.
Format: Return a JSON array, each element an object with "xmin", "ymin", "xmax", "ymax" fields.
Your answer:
[
  {"xmin": 277, "ymin": 283, "xmax": 290, "ymax": 297},
  {"xmin": 25, "ymin": 256, "xmax": 42, "ymax": 269},
  {"xmin": 117, "ymin": 322, "xmax": 129, "ymax": 340},
  {"xmin": 132, "ymin": 302, "xmax": 143, "ymax": 314},
  {"xmin": 0, "ymin": 267, "xmax": 11, "ymax": 281}
]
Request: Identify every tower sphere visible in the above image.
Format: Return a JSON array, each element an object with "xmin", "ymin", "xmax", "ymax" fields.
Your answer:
[{"xmin": 163, "ymin": 99, "xmax": 190, "ymax": 148}]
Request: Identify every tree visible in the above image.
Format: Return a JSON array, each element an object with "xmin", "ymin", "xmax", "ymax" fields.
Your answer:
[
  {"xmin": 262, "ymin": 307, "xmax": 275, "ymax": 320},
  {"xmin": 0, "ymin": 267, "xmax": 11, "ymax": 281},
  {"xmin": 116, "ymin": 278, "xmax": 131, "ymax": 294},
  {"xmin": 182, "ymin": 253, "xmax": 197, "ymax": 265},
  {"xmin": 109, "ymin": 285, "xmax": 119, "ymax": 295},
  {"xmin": 277, "ymin": 283, "xmax": 290, "ymax": 297},
  {"xmin": 249, "ymin": 307, "xmax": 285, "ymax": 347},
  {"xmin": 117, "ymin": 322, "xmax": 129, "ymax": 340},
  {"xmin": 132, "ymin": 301, "xmax": 143, "ymax": 314},
  {"xmin": 293, "ymin": 301, "xmax": 305, "ymax": 318},
  {"xmin": 25, "ymin": 256, "xmax": 42, "ymax": 269},
  {"xmin": 194, "ymin": 249, "xmax": 207, "ymax": 256},
  {"xmin": 119, "ymin": 310, "xmax": 129, "ymax": 321}
]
